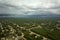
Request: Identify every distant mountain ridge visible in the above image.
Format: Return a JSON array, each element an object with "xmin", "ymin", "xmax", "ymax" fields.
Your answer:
[
  {"xmin": 0, "ymin": 13, "xmax": 60, "ymax": 18},
  {"xmin": 25, "ymin": 15, "xmax": 60, "ymax": 18}
]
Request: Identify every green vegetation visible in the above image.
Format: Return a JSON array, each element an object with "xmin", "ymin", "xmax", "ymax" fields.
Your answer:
[{"xmin": 0, "ymin": 18, "xmax": 60, "ymax": 40}]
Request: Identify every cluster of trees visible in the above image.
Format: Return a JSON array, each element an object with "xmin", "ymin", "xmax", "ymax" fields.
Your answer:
[{"xmin": 0, "ymin": 22, "xmax": 22, "ymax": 40}]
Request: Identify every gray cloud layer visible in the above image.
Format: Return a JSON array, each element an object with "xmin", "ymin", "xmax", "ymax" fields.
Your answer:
[{"xmin": 0, "ymin": 0, "xmax": 60, "ymax": 15}]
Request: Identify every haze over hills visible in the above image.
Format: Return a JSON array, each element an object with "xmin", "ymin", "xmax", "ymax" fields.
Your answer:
[{"xmin": 0, "ymin": 13, "xmax": 60, "ymax": 18}]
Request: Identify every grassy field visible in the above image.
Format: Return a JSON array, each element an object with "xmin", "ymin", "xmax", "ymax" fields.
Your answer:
[{"xmin": 0, "ymin": 18, "xmax": 60, "ymax": 40}]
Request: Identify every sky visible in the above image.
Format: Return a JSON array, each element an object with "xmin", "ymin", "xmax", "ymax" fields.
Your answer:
[{"xmin": 0, "ymin": 0, "xmax": 60, "ymax": 15}]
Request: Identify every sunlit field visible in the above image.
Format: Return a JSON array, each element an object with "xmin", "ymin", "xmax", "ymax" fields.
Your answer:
[{"xmin": 0, "ymin": 18, "xmax": 60, "ymax": 40}]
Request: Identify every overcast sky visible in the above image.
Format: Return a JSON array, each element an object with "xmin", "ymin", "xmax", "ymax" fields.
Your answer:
[{"xmin": 0, "ymin": 0, "xmax": 60, "ymax": 15}]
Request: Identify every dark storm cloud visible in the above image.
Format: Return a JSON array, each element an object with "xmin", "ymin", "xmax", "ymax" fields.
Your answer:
[
  {"xmin": 0, "ymin": 3, "xmax": 26, "ymax": 15},
  {"xmin": 0, "ymin": 0, "xmax": 60, "ymax": 15}
]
